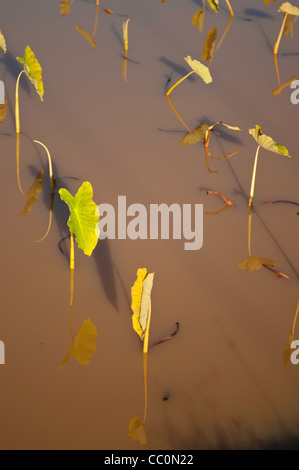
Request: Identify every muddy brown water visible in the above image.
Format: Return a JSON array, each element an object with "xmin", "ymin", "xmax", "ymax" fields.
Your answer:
[{"xmin": 0, "ymin": 0, "xmax": 299, "ymax": 450}]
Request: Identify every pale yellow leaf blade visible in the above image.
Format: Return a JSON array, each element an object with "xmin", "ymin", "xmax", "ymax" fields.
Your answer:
[
  {"xmin": 127, "ymin": 417, "xmax": 147, "ymax": 446},
  {"xmin": 192, "ymin": 10, "xmax": 204, "ymax": 32},
  {"xmin": 131, "ymin": 268, "xmax": 148, "ymax": 339},
  {"xmin": 60, "ymin": 0, "xmax": 71, "ymax": 16},
  {"xmin": 249, "ymin": 125, "xmax": 291, "ymax": 157},
  {"xmin": 0, "ymin": 29, "xmax": 7, "ymax": 53},
  {"xmin": 238, "ymin": 256, "xmax": 279, "ymax": 271},
  {"xmin": 19, "ymin": 169, "xmax": 44, "ymax": 217},
  {"xmin": 184, "ymin": 56, "xmax": 212, "ymax": 83},
  {"xmin": 76, "ymin": 24, "xmax": 97, "ymax": 48},
  {"xmin": 278, "ymin": 2, "xmax": 299, "ymax": 16},
  {"xmin": 202, "ymin": 27, "xmax": 217, "ymax": 63}
]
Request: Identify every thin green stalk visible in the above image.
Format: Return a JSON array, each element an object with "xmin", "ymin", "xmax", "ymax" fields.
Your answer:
[
  {"xmin": 248, "ymin": 145, "xmax": 261, "ymax": 256},
  {"xmin": 225, "ymin": 0, "xmax": 234, "ymax": 17},
  {"xmin": 166, "ymin": 70, "xmax": 195, "ymax": 97},
  {"xmin": 15, "ymin": 69, "xmax": 26, "ymax": 135},
  {"xmin": 70, "ymin": 231, "xmax": 75, "ymax": 341},
  {"xmin": 16, "ymin": 133, "xmax": 25, "ymax": 195},
  {"xmin": 92, "ymin": 0, "xmax": 100, "ymax": 37},
  {"xmin": 143, "ymin": 298, "xmax": 151, "ymax": 423}
]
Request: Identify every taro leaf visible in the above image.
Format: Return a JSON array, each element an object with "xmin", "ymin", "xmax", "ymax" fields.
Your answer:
[
  {"xmin": 131, "ymin": 268, "xmax": 154, "ymax": 340},
  {"xmin": 76, "ymin": 25, "xmax": 97, "ymax": 48},
  {"xmin": 20, "ymin": 169, "xmax": 44, "ymax": 217},
  {"xmin": 58, "ymin": 318, "xmax": 98, "ymax": 369},
  {"xmin": 0, "ymin": 29, "xmax": 7, "ymax": 54},
  {"xmin": 278, "ymin": 2, "xmax": 299, "ymax": 16},
  {"xmin": 0, "ymin": 98, "xmax": 7, "ymax": 123},
  {"xmin": 180, "ymin": 123, "xmax": 209, "ymax": 146},
  {"xmin": 184, "ymin": 56, "xmax": 213, "ymax": 84},
  {"xmin": 192, "ymin": 10, "xmax": 204, "ymax": 32},
  {"xmin": 60, "ymin": 0, "xmax": 71, "ymax": 16},
  {"xmin": 249, "ymin": 125, "xmax": 291, "ymax": 157},
  {"xmin": 202, "ymin": 27, "xmax": 217, "ymax": 63},
  {"xmin": 16, "ymin": 46, "xmax": 44, "ymax": 101},
  {"xmin": 59, "ymin": 181, "xmax": 99, "ymax": 256},
  {"xmin": 207, "ymin": 0, "xmax": 219, "ymax": 12},
  {"xmin": 283, "ymin": 14, "xmax": 294, "ymax": 36},
  {"xmin": 238, "ymin": 256, "xmax": 279, "ymax": 271},
  {"xmin": 283, "ymin": 331, "xmax": 294, "ymax": 368},
  {"xmin": 127, "ymin": 417, "xmax": 147, "ymax": 446}
]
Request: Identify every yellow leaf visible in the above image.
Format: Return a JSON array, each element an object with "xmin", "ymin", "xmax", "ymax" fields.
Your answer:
[
  {"xmin": 103, "ymin": 8, "xmax": 115, "ymax": 15},
  {"xmin": 238, "ymin": 256, "xmax": 279, "ymax": 271},
  {"xmin": 202, "ymin": 27, "xmax": 217, "ymax": 63},
  {"xmin": 60, "ymin": 0, "xmax": 71, "ymax": 16},
  {"xmin": 19, "ymin": 169, "xmax": 44, "ymax": 217},
  {"xmin": 180, "ymin": 123, "xmax": 209, "ymax": 146},
  {"xmin": 283, "ymin": 14, "xmax": 294, "ymax": 36},
  {"xmin": 0, "ymin": 98, "xmax": 7, "ymax": 123},
  {"xmin": 127, "ymin": 417, "xmax": 147, "ymax": 446},
  {"xmin": 76, "ymin": 25, "xmax": 97, "ymax": 48},
  {"xmin": 192, "ymin": 10, "xmax": 204, "ymax": 32},
  {"xmin": 184, "ymin": 56, "xmax": 213, "ymax": 83},
  {"xmin": 59, "ymin": 318, "xmax": 98, "ymax": 369},
  {"xmin": 16, "ymin": 46, "xmax": 44, "ymax": 101},
  {"xmin": 0, "ymin": 29, "xmax": 7, "ymax": 54},
  {"xmin": 131, "ymin": 268, "xmax": 148, "ymax": 339}
]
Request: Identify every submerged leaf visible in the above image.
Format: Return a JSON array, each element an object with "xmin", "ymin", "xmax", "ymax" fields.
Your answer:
[
  {"xmin": 180, "ymin": 123, "xmax": 209, "ymax": 146},
  {"xmin": 59, "ymin": 182, "xmax": 100, "ymax": 256},
  {"xmin": 131, "ymin": 268, "xmax": 154, "ymax": 340},
  {"xmin": 202, "ymin": 27, "xmax": 217, "ymax": 63},
  {"xmin": 60, "ymin": 0, "xmax": 71, "ymax": 16},
  {"xmin": 16, "ymin": 46, "xmax": 44, "ymax": 101},
  {"xmin": 0, "ymin": 98, "xmax": 7, "ymax": 123},
  {"xmin": 283, "ymin": 14, "xmax": 294, "ymax": 36},
  {"xmin": 59, "ymin": 318, "xmax": 98, "ymax": 369},
  {"xmin": 76, "ymin": 25, "xmax": 97, "ymax": 48},
  {"xmin": 238, "ymin": 256, "xmax": 279, "ymax": 271},
  {"xmin": 207, "ymin": 0, "xmax": 219, "ymax": 12},
  {"xmin": 127, "ymin": 417, "xmax": 147, "ymax": 446},
  {"xmin": 278, "ymin": 2, "xmax": 299, "ymax": 16},
  {"xmin": 192, "ymin": 10, "xmax": 204, "ymax": 32},
  {"xmin": 184, "ymin": 56, "xmax": 213, "ymax": 83},
  {"xmin": 20, "ymin": 169, "xmax": 44, "ymax": 217},
  {"xmin": 283, "ymin": 331, "xmax": 294, "ymax": 368},
  {"xmin": 0, "ymin": 29, "xmax": 7, "ymax": 53},
  {"xmin": 249, "ymin": 125, "xmax": 291, "ymax": 157}
]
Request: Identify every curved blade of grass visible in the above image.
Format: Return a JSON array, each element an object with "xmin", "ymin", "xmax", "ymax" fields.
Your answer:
[
  {"xmin": 166, "ymin": 95, "xmax": 191, "ymax": 131},
  {"xmin": 15, "ymin": 70, "xmax": 26, "ymax": 134},
  {"xmin": 92, "ymin": 0, "xmax": 100, "ymax": 38},
  {"xmin": 33, "ymin": 140, "xmax": 54, "ymax": 243},
  {"xmin": 19, "ymin": 169, "xmax": 44, "ymax": 216}
]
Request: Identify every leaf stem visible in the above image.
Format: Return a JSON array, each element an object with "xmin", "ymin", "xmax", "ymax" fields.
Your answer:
[
  {"xmin": 225, "ymin": 0, "xmax": 234, "ymax": 17},
  {"xmin": 70, "ymin": 231, "xmax": 75, "ymax": 341},
  {"xmin": 248, "ymin": 144, "xmax": 261, "ymax": 256},
  {"xmin": 15, "ymin": 69, "xmax": 25, "ymax": 134},
  {"xmin": 92, "ymin": 0, "xmax": 100, "ymax": 38},
  {"xmin": 166, "ymin": 70, "xmax": 195, "ymax": 97},
  {"xmin": 16, "ymin": 133, "xmax": 25, "ymax": 195},
  {"xmin": 274, "ymin": 13, "xmax": 288, "ymax": 55},
  {"xmin": 143, "ymin": 298, "xmax": 151, "ymax": 423},
  {"xmin": 166, "ymin": 95, "xmax": 191, "ymax": 131}
]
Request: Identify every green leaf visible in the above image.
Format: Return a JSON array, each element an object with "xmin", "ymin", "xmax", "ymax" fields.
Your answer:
[
  {"xmin": 238, "ymin": 256, "xmax": 279, "ymax": 271},
  {"xmin": 59, "ymin": 181, "xmax": 100, "ymax": 256},
  {"xmin": 76, "ymin": 24, "xmax": 97, "ymax": 49},
  {"xmin": 202, "ymin": 27, "xmax": 217, "ymax": 63},
  {"xmin": 249, "ymin": 125, "xmax": 291, "ymax": 157},
  {"xmin": 278, "ymin": 2, "xmax": 299, "ymax": 16},
  {"xmin": 180, "ymin": 123, "xmax": 209, "ymax": 146},
  {"xmin": 19, "ymin": 169, "xmax": 44, "ymax": 217},
  {"xmin": 131, "ymin": 268, "xmax": 154, "ymax": 340},
  {"xmin": 16, "ymin": 46, "xmax": 44, "ymax": 101},
  {"xmin": 184, "ymin": 56, "xmax": 213, "ymax": 84},
  {"xmin": 192, "ymin": 10, "xmax": 204, "ymax": 32},
  {"xmin": 207, "ymin": 0, "xmax": 219, "ymax": 12},
  {"xmin": 0, "ymin": 29, "xmax": 7, "ymax": 54},
  {"xmin": 58, "ymin": 318, "xmax": 98, "ymax": 369}
]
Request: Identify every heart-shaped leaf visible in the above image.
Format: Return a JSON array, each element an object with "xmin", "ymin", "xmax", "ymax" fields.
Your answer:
[
  {"xmin": 59, "ymin": 181, "xmax": 100, "ymax": 256},
  {"xmin": 59, "ymin": 318, "xmax": 98, "ymax": 369},
  {"xmin": 184, "ymin": 56, "xmax": 213, "ymax": 84},
  {"xmin": 278, "ymin": 2, "xmax": 299, "ymax": 16},
  {"xmin": 127, "ymin": 417, "xmax": 147, "ymax": 446},
  {"xmin": 249, "ymin": 125, "xmax": 291, "ymax": 157},
  {"xmin": 239, "ymin": 256, "xmax": 279, "ymax": 271},
  {"xmin": 16, "ymin": 46, "xmax": 44, "ymax": 101}
]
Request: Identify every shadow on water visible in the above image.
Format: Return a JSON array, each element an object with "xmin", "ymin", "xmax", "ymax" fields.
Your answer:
[
  {"xmin": 159, "ymin": 57, "xmax": 196, "ymax": 82},
  {"xmin": 244, "ymin": 8, "xmax": 274, "ymax": 20},
  {"xmin": 92, "ymin": 238, "xmax": 119, "ymax": 311}
]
